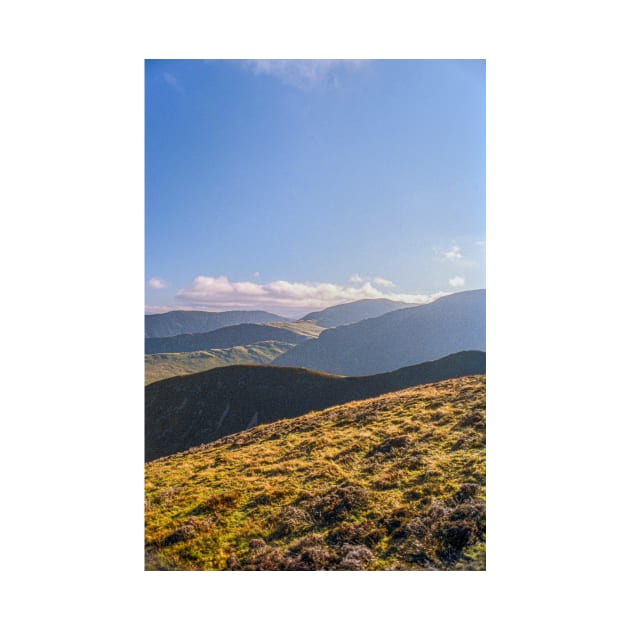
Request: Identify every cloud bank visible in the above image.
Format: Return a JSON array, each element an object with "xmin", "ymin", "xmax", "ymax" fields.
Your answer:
[{"xmin": 175, "ymin": 275, "xmax": 446, "ymax": 317}]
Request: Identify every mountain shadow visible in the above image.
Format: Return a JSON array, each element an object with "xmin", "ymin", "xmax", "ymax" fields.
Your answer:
[{"xmin": 145, "ymin": 350, "xmax": 485, "ymax": 461}]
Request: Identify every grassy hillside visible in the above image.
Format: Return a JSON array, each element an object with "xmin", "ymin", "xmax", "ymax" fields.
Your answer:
[
  {"xmin": 146, "ymin": 323, "xmax": 311, "ymax": 355},
  {"xmin": 264, "ymin": 321, "xmax": 326, "ymax": 338},
  {"xmin": 145, "ymin": 351, "xmax": 485, "ymax": 461},
  {"xmin": 145, "ymin": 375, "xmax": 485, "ymax": 571},
  {"xmin": 145, "ymin": 341, "xmax": 297, "ymax": 385}
]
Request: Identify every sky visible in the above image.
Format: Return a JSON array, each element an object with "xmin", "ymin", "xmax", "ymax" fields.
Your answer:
[{"xmin": 145, "ymin": 59, "xmax": 485, "ymax": 318}]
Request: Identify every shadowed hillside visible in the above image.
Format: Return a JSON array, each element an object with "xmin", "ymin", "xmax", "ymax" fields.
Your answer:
[
  {"xmin": 145, "ymin": 375, "xmax": 486, "ymax": 571},
  {"xmin": 299, "ymin": 298, "xmax": 415, "ymax": 328},
  {"xmin": 145, "ymin": 351, "xmax": 485, "ymax": 461},
  {"xmin": 145, "ymin": 310, "xmax": 290, "ymax": 338},
  {"xmin": 145, "ymin": 323, "xmax": 311, "ymax": 355},
  {"xmin": 273, "ymin": 289, "xmax": 485, "ymax": 375}
]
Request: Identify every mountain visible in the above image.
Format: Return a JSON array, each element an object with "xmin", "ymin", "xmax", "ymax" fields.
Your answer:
[
  {"xmin": 145, "ymin": 350, "xmax": 485, "ymax": 461},
  {"xmin": 263, "ymin": 321, "xmax": 326, "ymax": 338},
  {"xmin": 145, "ymin": 374, "xmax": 486, "ymax": 571},
  {"xmin": 145, "ymin": 323, "xmax": 311, "ymax": 355},
  {"xmin": 145, "ymin": 310, "xmax": 290, "ymax": 338},
  {"xmin": 299, "ymin": 298, "xmax": 415, "ymax": 328},
  {"xmin": 145, "ymin": 341, "xmax": 297, "ymax": 385},
  {"xmin": 273, "ymin": 289, "xmax": 485, "ymax": 376}
]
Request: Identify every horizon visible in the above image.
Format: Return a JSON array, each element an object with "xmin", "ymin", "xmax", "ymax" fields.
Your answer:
[
  {"xmin": 146, "ymin": 60, "xmax": 485, "ymax": 317},
  {"xmin": 145, "ymin": 287, "xmax": 485, "ymax": 320}
]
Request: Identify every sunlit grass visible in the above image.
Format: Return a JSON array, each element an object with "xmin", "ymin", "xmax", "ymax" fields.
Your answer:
[
  {"xmin": 145, "ymin": 375, "xmax": 485, "ymax": 570},
  {"xmin": 144, "ymin": 341, "xmax": 297, "ymax": 384}
]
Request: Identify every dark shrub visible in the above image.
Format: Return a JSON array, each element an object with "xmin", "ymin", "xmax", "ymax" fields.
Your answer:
[
  {"xmin": 338, "ymin": 544, "xmax": 375, "ymax": 570},
  {"xmin": 306, "ymin": 485, "xmax": 370, "ymax": 523},
  {"xmin": 453, "ymin": 483, "xmax": 480, "ymax": 503},
  {"xmin": 366, "ymin": 435, "xmax": 411, "ymax": 458},
  {"xmin": 274, "ymin": 506, "xmax": 313, "ymax": 537},
  {"xmin": 162, "ymin": 524, "xmax": 197, "ymax": 546}
]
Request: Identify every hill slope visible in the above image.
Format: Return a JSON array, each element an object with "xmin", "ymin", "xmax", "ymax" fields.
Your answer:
[
  {"xmin": 145, "ymin": 350, "xmax": 485, "ymax": 461},
  {"xmin": 145, "ymin": 323, "xmax": 311, "ymax": 355},
  {"xmin": 145, "ymin": 310, "xmax": 290, "ymax": 338},
  {"xmin": 144, "ymin": 341, "xmax": 297, "ymax": 385},
  {"xmin": 145, "ymin": 375, "xmax": 486, "ymax": 571},
  {"xmin": 274, "ymin": 289, "xmax": 485, "ymax": 375},
  {"xmin": 299, "ymin": 298, "xmax": 415, "ymax": 328}
]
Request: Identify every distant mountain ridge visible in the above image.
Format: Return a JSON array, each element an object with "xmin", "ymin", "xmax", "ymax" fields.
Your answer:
[
  {"xmin": 274, "ymin": 289, "xmax": 485, "ymax": 376},
  {"xmin": 145, "ymin": 350, "xmax": 485, "ymax": 460},
  {"xmin": 300, "ymin": 298, "xmax": 415, "ymax": 328},
  {"xmin": 145, "ymin": 323, "xmax": 311, "ymax": 355},
  {"xmin": 145, "ymin": 310, "xmax": 290, "ymax": 338}
]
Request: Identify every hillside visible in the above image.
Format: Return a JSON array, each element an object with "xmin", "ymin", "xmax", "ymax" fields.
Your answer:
[
  {"xmin": 274, "ymin": 289, "xmax": 485, "ymax": 375},
  {"xmin": 264, "ymin": 321, "xmax": 326, "ymax": 338},
  {"xmin": 145, "ymin": 310, "xmax": 290, "ymax": 338},
  {"xmin": 145, "ymin": 351, "xmax": 485, "ymax": 461},
  {"xmin": 145, "ymin": 323, "xmax": 311, "ymax": 355},
  {"xmin": 300, "ymin": 298, "xmax": 415, "ymax": 328},
  {"xmin": 144, "ymin": 341, "xmax": 297, "ymax": 385},
  {"xmin": 145, "ymin": 374, "xmax": 486, "ymax": 571}
]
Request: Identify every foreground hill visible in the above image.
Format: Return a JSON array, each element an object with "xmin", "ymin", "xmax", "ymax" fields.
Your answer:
[
  {"xmin": 274, "ymin": 289, "xmax": 485, "ymax": 375},
  {"xmin": 299, "ymin": 298, "xmax": 415, "ymax": 328},
  {"xmin": 145, "ymin": 375, "xmax": 486, "ymax": 571},
  {"xmin": 145, "ymin": 351, "xmax": 485, "ymax": 460},
  {"xmin": 145, "ymin": 310, "xmax": 290, "ymax": 338},
  {"xmin": 145, "ymin": 323, "xmax": 311, "ymax": 355},
  {"xmin": 145, "ymin": 341, "xmax": 297, "ymax": 385}
]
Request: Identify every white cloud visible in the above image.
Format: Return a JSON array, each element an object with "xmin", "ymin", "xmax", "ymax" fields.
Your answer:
[
  {"xmin": 244, "ymin": 60, "xmax": 366, "ymax": 90},
  {"xmin": 176, "ymin": 275, "xmax": 445, "ymax": 317},
  {"xmin": 373, "ymin": 276, "xmax": 395, "ymax": 288},
  {"xmin": 449, "ymin": 276, "xmax": 466, "ymax": 288},
  {"xmin": 349, "ymin": 274, "xmax": 367, "ymax": 283},
  {"xmin": 350, "ymin": 274, "xmax": 394, "ymax": 288},
  {"xmin": 435, "ymin": 242, "xmax": 480, "ymax": 269},
  {"xmin": 148, "ymin": 277, "xmax": 168, "ymax": 289},
  {"xmin": 442, "ymin": 244, "xmax": 463, "ymax": 260},
  {"xmin": 253, "ymin": 271, "xmax": 260, "ymax": 278}
]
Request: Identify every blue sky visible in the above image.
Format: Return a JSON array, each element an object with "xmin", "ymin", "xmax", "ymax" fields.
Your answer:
[{"xmin": 146, "ymin": 59, "xmax": 485, "ymax": 317}]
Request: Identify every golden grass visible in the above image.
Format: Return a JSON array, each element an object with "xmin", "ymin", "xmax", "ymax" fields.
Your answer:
[
  {"xmin": 144, "ymin": 341, "xmax": 296, "ymax": 384},
  {"xmin": 145, "ymin": 375, "xmax": 485, "ymax": 570}
]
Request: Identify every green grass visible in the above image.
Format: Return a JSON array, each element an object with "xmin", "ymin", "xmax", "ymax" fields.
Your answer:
[
  {"xmin": 264, "ymin": 320, "xmax": 326, "ymax": 338},
  {"xmin": 145, "ymin": 374, "xmax": 485, "ymax": 570},
  {"xmin": 144, "ymin": 341, "xmax": 297, "ymax": 384}
]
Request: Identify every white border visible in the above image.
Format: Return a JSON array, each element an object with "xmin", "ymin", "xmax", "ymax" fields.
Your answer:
[{"xmin": 2, "ymin": 1, "xmax": 629, "ymax": 628}]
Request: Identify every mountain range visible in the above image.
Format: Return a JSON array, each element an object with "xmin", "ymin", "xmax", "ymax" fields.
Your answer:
[
  {"xmin": 273, "ymin": 289, "xmax": 485, "ymax": 376},
  {"xmin": 145, "ymin": 350, "xmax": 485, "ymax": 461},
  {"xmin": 145, "ymin": 309, "xmax": 290, "ymax": 338},
  {"xmin": 299, "ymin": 298, "xmax": 415, "ymax": 328}
]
